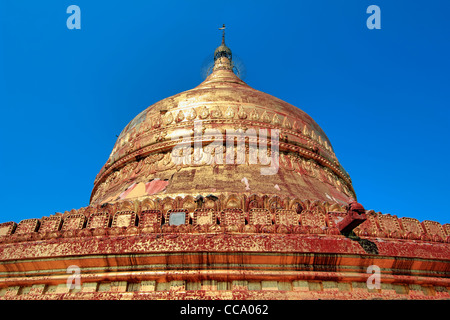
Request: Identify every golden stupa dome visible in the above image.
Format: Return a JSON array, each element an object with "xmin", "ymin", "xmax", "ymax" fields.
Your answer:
[{"xmin": 90, "ymin": 38, "xmax": 355, "ymax": 209}]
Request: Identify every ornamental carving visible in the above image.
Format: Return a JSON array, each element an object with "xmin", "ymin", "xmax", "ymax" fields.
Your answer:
[
  {"xmin": 39, "ymin": 216, "xmax": 62, "ymax": 233},
  {"xmin": 422, "ymin": 220, "xmax": 446, "ymax": 242},
  {"xmin": 175, "ymin": 110, "xmax": 185, "ymax": 123},
  {"xmin": 163, "ymin": 112, "xmax": 173, "ymax": 125},
  {"xmin": 0, "ymin": 197, "xmax": 447, "ymax": 243},
  {"xmin": 0, "ymin": 222, "xmax": 16, "ymax": 237},
  {"xmin": 249, "ymin": 109, "xmax": 259, "ymax": 121},
  {"xmin": 61, "ymin": 214, "xmax": 86, "ymax": 231},
  {"xmin": 282, "ymin": 116, "xmax": 292, "ymax": 129},
  {"xmin": 248, "ymin": 208, "xmax": 272, "ymax": 225},
  {"xmin": 399, "ymin": 217, "xmax": 425, "ymax": 240},
  {"xmin": 152, "ymin": 114, "xmax": 162, "ymax": 128},
  {"xmin": 272, "ymin": 113, "xmax": 281, "ymax": 126},
  {"xmin": 245, "ymin": 194, "xmax": 263, "ymax": 211},
  {"xmin": 300, "ymin": 208, "xmax": 327, "ymax": 234},
  {"xmin": 199, "ymin": 106, "xmax": 209, "ymax": 119},
  {"xmin": 139, "ymin": 210, "xmax": 163, "ymax": 230},
  {"xmin": 160, "ymin": 198, "xmax": 175, "ymax": 214},
  {"xmin": 193, "ymin": 209, "xmax": 216, "ymax": 226},
  {"xmin": 353, "ymin": 211, "xmax": 383, "ymax": 238},
  {"xmin": 140, "ymin": 198, "xmax": 157, "ymax": 211},
  {"xmin": 275, "ymin": 209, "xmax": 299, "ymax": 226},
  {"xmin": 210, "ymin": 108, "xmax": 222, "ymax": 119},
  {"xmin": 15, "ymin": 219, "xmax": 39, "ymax": 234},
  {"xmin": 268, "ymin": 196, "xmax": 284, "ymax": 213},
  {"xmin": 186, "ymin": 108, "xmax": 197, "ymax": 121},
  {"xmin": 377, "ymin": 214, "xmax": 403, "ymax": 239},
  {"xmin": 444, "ymin": 224, "xmax": 450, "ymax": 236},
  {"xmin": 92, "ymin": 118, "xmax": 357, "ymax": 204},
  {"xmin": 237, "ymin": 107, "xmax": 247, "ymax": 119},
  {"xmin": 220, "ymin": 209, "xmax": 245, "ymax": 227},
  {"xmin": 112, "ymin": 211, "xmax": 137, "ymax": 228},
  {"xmin": 224, "ymin": 106, "xmax": 235, "ymax": 119},
  {"xmin": 261, "ymin": 111, "xmax": 270, "ymax": 123},
  {"xmin": 87, "ymin": 212, "xmax": 111, "ymax": 229}
]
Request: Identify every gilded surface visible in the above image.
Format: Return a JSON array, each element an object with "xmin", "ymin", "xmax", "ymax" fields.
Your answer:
[{"xmin": 90, "ymin": 53, "xmax": 354, "ymax": 206}]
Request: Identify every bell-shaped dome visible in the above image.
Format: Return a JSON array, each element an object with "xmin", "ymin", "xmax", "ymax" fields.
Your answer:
[{"xmin": 90, "ymin": 40, "xmax": 355, "ymax": 206}]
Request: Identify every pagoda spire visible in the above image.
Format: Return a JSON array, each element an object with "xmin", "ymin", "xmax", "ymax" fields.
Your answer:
[{"xmin": 213, "ymin": 24, "xmax": 233, "ymax": 71}]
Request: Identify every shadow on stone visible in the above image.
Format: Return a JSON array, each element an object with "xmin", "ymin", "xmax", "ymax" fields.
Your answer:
[{"xmin": 343, "ymin": 231, "xmax": 379, "ymax": 255}]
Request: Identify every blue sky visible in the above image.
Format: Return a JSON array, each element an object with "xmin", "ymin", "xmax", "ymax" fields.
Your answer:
[{"xmin": 0, "ymin": 0, "xmax": 448, "ymax": 224}]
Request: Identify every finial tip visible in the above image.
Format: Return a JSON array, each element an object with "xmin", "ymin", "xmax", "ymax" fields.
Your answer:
[{"xmin": 219, "ymin": 24, "xmax": 226, "ymax": 45}]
